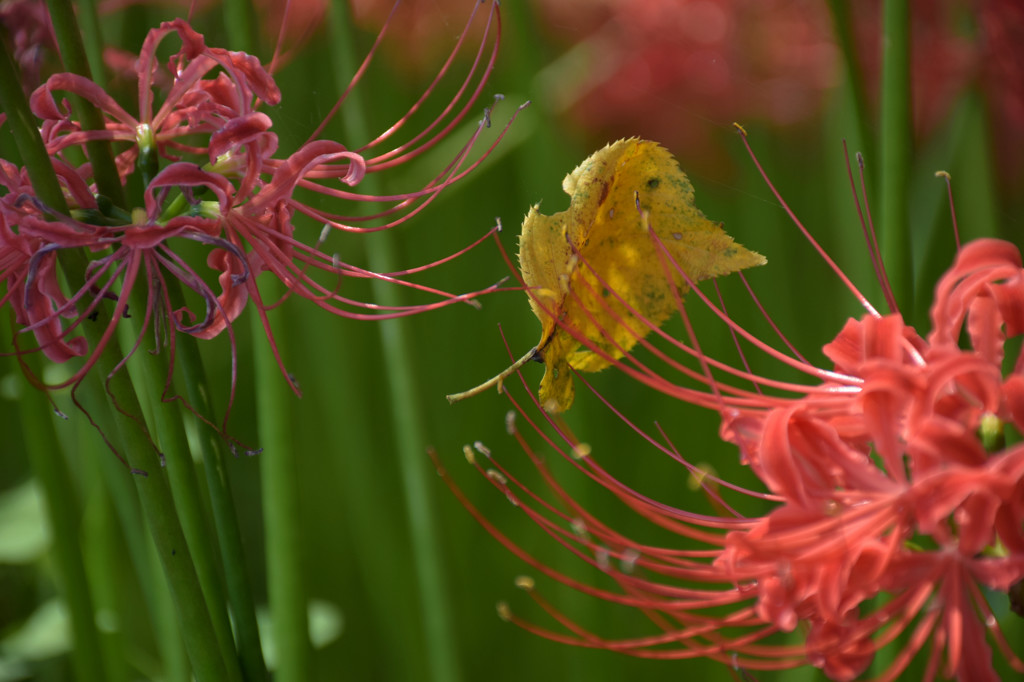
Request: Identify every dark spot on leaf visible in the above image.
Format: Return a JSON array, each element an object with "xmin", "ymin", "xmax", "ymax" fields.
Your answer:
[{"xmin": 647, "ymin": 177, "xmax": 660, "ymax": 189}]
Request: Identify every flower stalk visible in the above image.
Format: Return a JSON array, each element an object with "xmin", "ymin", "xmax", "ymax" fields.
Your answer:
[
  {"xmin": 254, "ymin": 286, "xmax": 311, "ymax": 681},
  {"xmin": 121, "ymin": 289, "xmax": 244, "ymax": 682},
  {"xmin": 171, "ymin": 291, "xmax": 268, "ymax": 681},
  {"xmin": 11, "ymin": 338, "xmax": 109, "ymax": 682},
  {"xmin": 42, "ymin": 0, "xmax": 123, "ymax": 204},
  {"xmin": 879, "ymin": 0, "xmax": 913, "ymax": 315},
  {"xmin": 59, "ymin": 244, "xmax": 232, "ymax": 682}
]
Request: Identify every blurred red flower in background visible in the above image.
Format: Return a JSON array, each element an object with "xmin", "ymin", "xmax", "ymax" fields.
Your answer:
[
  {"xmin": 349, "ymin": 0, "xmax": 1022, "ymax": 191},
  {"xmin": 536, "ymin": 0, "xmax": 837, "ymax": 171},
  {"xmin": 0, "ymin": 0, "xmax": 57, "ymax": 90},
  {"xmin": 972, "ymin": 0, "xmax": 1024, "ymax": 191}
]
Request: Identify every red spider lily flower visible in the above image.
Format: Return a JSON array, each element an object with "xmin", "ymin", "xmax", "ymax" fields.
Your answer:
[
  {"xmin": 30, "ymin": 18, "xmax": 282, "ymax": 183},
  {"xmin": 4, "ymin": 4, "xmax": 514, "ymax": 420},
  {"xmin": 27, "ymin": 7, "xmax": 511, "ymax": 320},
  {"xmin": 716, "ymin": 238, "xmax": 1024, "ymax": 681},
  {"xmin": 441, "ymin": 133, "xmax": 1024, "ymax": 680},
  {"xmin": 1, "ymin": 159, "xmax": 250, "ymax": 405},
  {"xmin": 0, "ymin": 157, "xmax": 91, "ymax": 364}
]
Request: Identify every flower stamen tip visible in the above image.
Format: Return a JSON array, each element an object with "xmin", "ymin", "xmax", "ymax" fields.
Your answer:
[
  {"xmin": 620, "ymin": 549, "xmax": 640, "ymax": 574},
  {"xmin": 485, "ymin": 468, "xmax": 508, "ymax": 486},
  {"xmin": 514, "ymin": 575, "xmax": 534, "ymax": 591},
  {"xmin": 571, "ymin": 442, "xmax": 591, "ymax": 459},
  {"xmin": 687, "ymin": 463, "xmax": 714, "ymax": 490},
  {"xmin": 570, "ymin": 518, "xmax": 590, "ymax": 542}
]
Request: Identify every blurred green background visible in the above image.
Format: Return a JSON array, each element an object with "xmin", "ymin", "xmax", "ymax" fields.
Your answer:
[{"xmin": 1, "ymin": 0, "xmax": 1019, "ymax": 680}]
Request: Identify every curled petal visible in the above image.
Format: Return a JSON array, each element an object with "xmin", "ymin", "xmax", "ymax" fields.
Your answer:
[
  {"xmin": 806, "ymin": 620, "xmax": 874, "ymax": 682},
  {"xmin": 858, "ymin": 362, "xmax": 917, "ymax": 477},
  {"xmin": 15, "ymin": 249, "xmax": 87, "ymax": 362},
  {"xmin": 1003, "ymin": 374, "xmax": 1024, "ymax": 430},
  {"xmin": 929, "ymin": 238, "xmax": 1024, "ymax": 349},
  {"xmin": 208, "ymin": 111, "xmax": 274, "ymax": 162},
  {"xmin": 205, "ymin": 45, "xmax": 282, "ymax": 106},
  {"xmin": 145, "ymin": 163, "xmax": 236, "ymax": 218},
  {"xmin": 30, "ymin": 72, "xmax": 138, "ymax": 128},
  {"xmin": 255, "ymin": 140, "xmax": 366, "ymax": 211},
  {"xmin": 989, "ymin": 277, "xmax": 1024, "ymax": 339},
  {"xmin": 184, "ymin": 239, "xmax": 251, "ymax": 340},
  {"xmin": 967, "ymin": 293, "xmax": 1005, "ymax": 366},
  {"xmin": 907, "ymin": 417, "xmax": 988, "ymax": 473}
]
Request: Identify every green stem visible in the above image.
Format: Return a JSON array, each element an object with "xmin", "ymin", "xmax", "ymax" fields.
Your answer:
[
  {"xmin": 72, "ymin": 0, "xmax": 107, "ymax": 88},
  {"xmin": 86, "ymin": 408, "xmax": 190, "ymax": 682},
  {"xmin": 326, "ymin": 4, "xmax": 462, "ymax": 681},
  {"xmin": 80, "ymin": 477, "xmax": 130, "ymax": 682},
  {"xmin": 0, "ymin": 44, "xmax": 68, "ymax": 212},
  {"xmin": 879, "ymin": 0, "xmax": 913, "ymax": 315},
  {"xmin": 825, "ymin": 0, "xmax": 874, "ymax": 155},
  {"xmin": 58, "ymin": 247, "xmax": 230, "ymax": 682},
  {"xmin": 43, "ymin": 0, "xmax": 124, "ymax": 205},
  {"xmin": 222, "ymin": 0, "xmax": 259, "ymax": 56},
  {"xmin": 12, "ymin": 346, "xmax": 109, "ymax": 682},
  {"xmin": 371, "ymin": 247, "xmax": 463, "ymax": 682},
  {"xmin": 144, "ymin": 539, "xmax": 191, "ymax": 682},
  {"xmin": 170, "ymin": 280, "xmax": 268, "ymax": 682},
  {"xmin": 122, "ymin": 292, "xmax": 243, "ymax": 682},
  {"xmin": 253, "ymin": 281, "xmax": 310, "ymax": 681}
]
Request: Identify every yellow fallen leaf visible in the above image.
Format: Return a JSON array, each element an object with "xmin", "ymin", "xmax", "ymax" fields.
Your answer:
[{"xmin": 448, "ymin": 138, "xmax": 765, "ymax": 412}]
